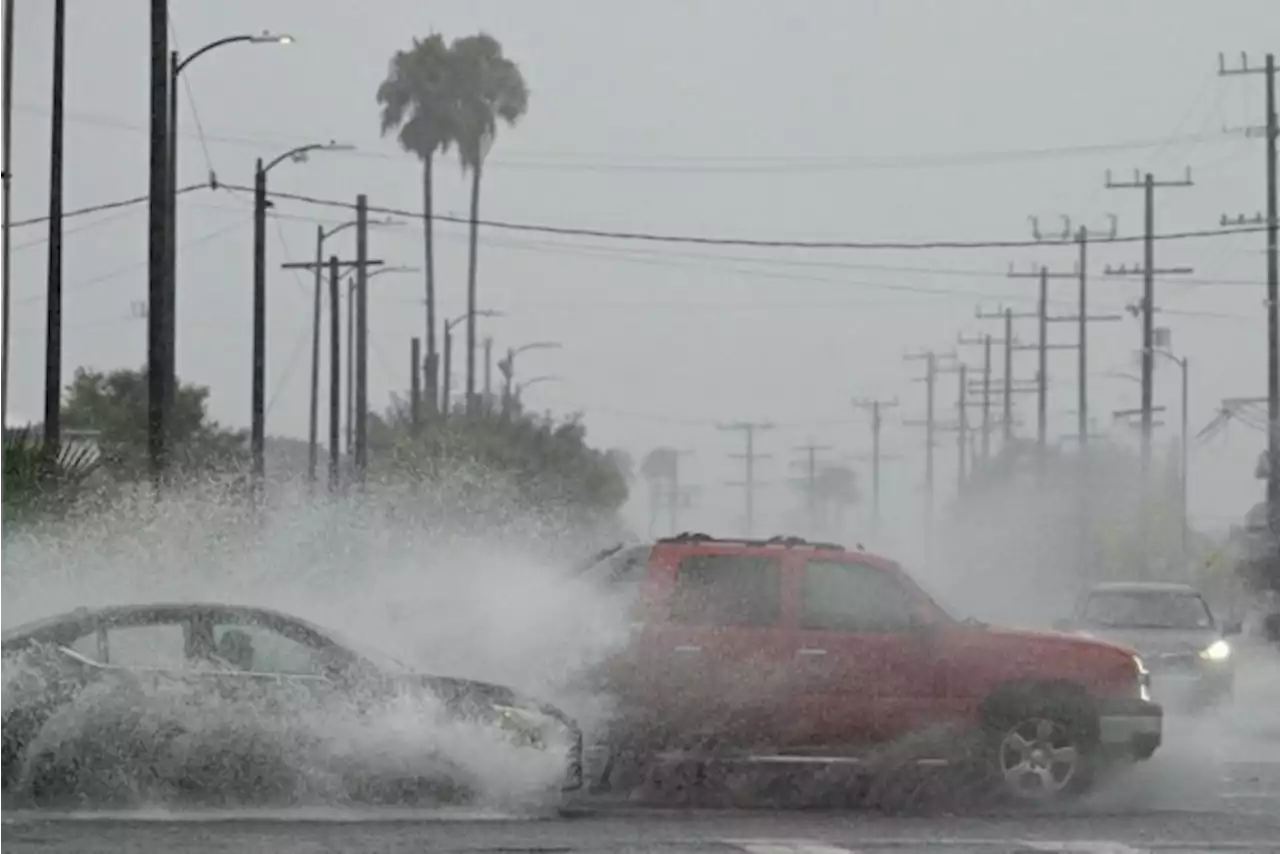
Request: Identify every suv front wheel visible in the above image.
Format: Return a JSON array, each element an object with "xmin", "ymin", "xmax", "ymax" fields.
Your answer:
[{"xmin": 981, "ymin": 694, "xmax": 1099, "ymax": 804}]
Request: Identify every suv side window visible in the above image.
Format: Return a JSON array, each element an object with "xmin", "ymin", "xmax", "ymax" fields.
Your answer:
[
  {"xmin": 669, "ymin": 554, "xmax": 781, "ymax": 627},
  {"xmin": 801, "ymin": 559, "xmax": 918, "ymax": 633},
  {"xmin": 580, "ymin": 545, "xmax": 652, "ymax": 610},
  {"xmin": 211, "ymin": 622, "xmax": 327, "ymax": 676},
  {"xmin": 72, "ymin": 623, "xmax": 188, "ymax": 669}
]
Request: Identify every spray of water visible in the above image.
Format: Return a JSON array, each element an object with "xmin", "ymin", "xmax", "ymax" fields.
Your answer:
[{"xmin": 1, "ymin": 466, "xmax": 637, "ymax": 814}]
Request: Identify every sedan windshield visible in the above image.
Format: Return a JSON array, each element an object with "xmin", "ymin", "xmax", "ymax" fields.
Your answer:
[{"xmin": 1082, "ymin": 591, "xmax": 1213, "ymax": 630}]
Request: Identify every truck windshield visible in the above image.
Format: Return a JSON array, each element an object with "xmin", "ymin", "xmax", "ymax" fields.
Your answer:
[{"xmin": 1083, "ymin": 591, "xmax": 1213, "ymax": 630}]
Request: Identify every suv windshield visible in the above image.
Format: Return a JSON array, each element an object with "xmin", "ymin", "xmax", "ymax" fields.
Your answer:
[{"xmin": 1082, "ymin": 591, "xmax": 1214, "ymax": 630}]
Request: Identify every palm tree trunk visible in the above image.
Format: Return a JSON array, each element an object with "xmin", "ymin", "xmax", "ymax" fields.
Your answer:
[
  {"xmin": 422, "ymin": 156, "xmax": 438, "ymax": 418},
  {"xmin": 464, "ymin": 160, "xmax": 482, "ymax": 417}
]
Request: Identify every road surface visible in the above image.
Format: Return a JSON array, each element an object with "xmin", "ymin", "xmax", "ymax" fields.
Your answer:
[{"xmin": 5, "ymin": 651, "xmax": 1279, "ymax": 854}]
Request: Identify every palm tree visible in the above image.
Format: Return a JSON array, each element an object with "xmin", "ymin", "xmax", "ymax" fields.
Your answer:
[
  {"xmin": 376, "ymin": 34, "xmax": 453, "ymax": 417},
  {"xmin": 447, "ymin": 33, "xmax": 528, "ymax": 416}
]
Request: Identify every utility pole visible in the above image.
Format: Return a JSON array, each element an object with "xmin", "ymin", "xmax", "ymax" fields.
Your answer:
[
  {"xmin": 1104, "ymin": 167, "xmax": 1195, "ymax": 479},
  {"xmin": 43, "ymin": 0, "xmax": 67, "ymax": 457},
  {"xmin": 1005, "ymin": 265, "xmax": 1078, "ymax": 456},
  {"xmin": 791, "ymin": 439, "xmax": 834, "ymax": 532},
  {"xmin": 281, "ymin": 255, "xmax": 382, "ymax": 484},
  {"xmin": 147, "ymin": 0, "xmax": 168, "ymax": 488},
  {"xmin": 1, "ymin": 0, "xmax": 14, "ymax": 427},
  {"xmin": 975, "ymin": 305, "xmax": 1036, "ymax": 443},
  {"xmin": 957, "ymin": 333, "xmax": 1003, "ymax": 462},
  {"xmin": 852, "ymin": 398, "xmax": 898, "ymax": 536},
  {"xmin": 1029, "ymin": 214, "xmax": 1122, "ymax": 447},
  {"xmin": 719, "ymin": 421, "xmax": 774, "ymax": 537},
  {"xmin": 659, "ymin": 449, "xmax": 695, "ymax": 534},
  {"xmin": 1218, "ymin": 51, "xmax": 1279, "ymax": 537},
  {"xmin": 956, "ymin": 364, "xmax": 968, "ymax": 491},
  {"xmin": 354, "ymin": 194, "xmax": 369, "ymax": 481},
  {"xmin": 327, "ymin": 256, "xmax": 341, "ymax": 492},
  {"xmin": 903, "ymin": 350, "xmax": 955, "ymax": 528}
]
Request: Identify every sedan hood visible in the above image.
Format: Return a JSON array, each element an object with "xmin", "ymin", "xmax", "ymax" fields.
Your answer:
[{"xmin": 1071, "ymin": 626, "xmax": 1221, "ymax": 659}]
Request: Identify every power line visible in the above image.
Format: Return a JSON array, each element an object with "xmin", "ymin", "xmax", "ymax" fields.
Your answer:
[
  {"xmin": 9, "ymin": 103, "xmax": 1239, "ymax": 172},
  {"xmin": 10, "ymin": 182, "xmax": 207, "ymax": 228},
  {"xmin": 212, "ymin": 184, "xmax": 1267, "ymax": 252}
]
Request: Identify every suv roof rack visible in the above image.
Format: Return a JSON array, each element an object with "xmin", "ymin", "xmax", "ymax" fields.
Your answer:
[{"xmin": 657, "ymin": 532, "xmax": 847, "ymax": 551}]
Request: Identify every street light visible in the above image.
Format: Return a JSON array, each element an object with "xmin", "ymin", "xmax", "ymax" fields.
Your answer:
[
  {"xmin": 337, "ymin": 264, "xmax": 419, "ymax": 454},
  {"xmin": 251, "ymin": 140, "xmax": 353, "ymax": 488},
  {"xmin": 166, "ymin": 31, "xmax": 291, "ymax": 399},
  {"xmin": 1153, "ymin": 330, "xmax": 1190, "ymax": 570},
  {"xmin": 443, "ymin": 310, "xmax": 503, "ymax": 420},
  {"xmin": 498, "ymin": 340, "xmax": 562, "ymax": 413}
]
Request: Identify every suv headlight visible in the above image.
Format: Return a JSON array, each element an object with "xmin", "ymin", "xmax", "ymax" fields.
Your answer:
[
  {"xmin": 1133, "ymin": 654, "xmax": 1152, "ymax": 701},
  {"xmin": 1199, "ymin": 639, "xmax": 1231, "ymax": 662}
]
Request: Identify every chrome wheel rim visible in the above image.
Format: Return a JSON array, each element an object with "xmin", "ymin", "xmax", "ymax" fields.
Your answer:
[{"xmin": 997, "ymin": 717, "xmax": 1080, "ymax": 800}]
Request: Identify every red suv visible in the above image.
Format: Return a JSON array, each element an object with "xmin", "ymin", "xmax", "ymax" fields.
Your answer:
[{"xmin": 574, "ymin": 533, "xmax": 1162, "ymax": 804}]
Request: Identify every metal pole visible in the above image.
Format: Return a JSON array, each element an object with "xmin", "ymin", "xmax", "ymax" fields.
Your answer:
[
  {"xmin": 1265, "ymin": 55, "xmax": 1280, "ymax": 533},
  {"xmin": 1003, "ymin": 309, "xmax": 1014, "ymax": 443},
  {"xmin": 328, "ymin": 255, "xmax": 341, "ymax": 492},
  {"xmin": 1141, "ymin": 173, "xmax": 1155, "ymax": 480},
  {"xmin": 147, "ymin": 0, "xmax": 168, "ymax": 487},
  {"xmin": 1037, "ymin": 266, "xmax": 1048, "ymax": 453},
  {"xmin": 1, "ymin": 0, "xmax": 14, "ymax": 427},
  {"xmin": 165, "ymin": 49, "xmax": 178, "ymax": 411},
  {"xmin": 981, "ymin": 335, "xmax": 992, "ymax": 461},
  {"xmin": 442, "ymin": 326, "xmax": 452, "ymax": 422},
  {"xmin": 346, "ymin": 278, "xmax": 354, "ymax": 453},
  {"xmin": 871, "ymin": 401, "xmax": 882, "ymax": 535},
  {"xmin": 1181, "ymin": 356, "xmax": 1190, "ymax": 566},
  {"xmin": 483, "ymin": 335, "xmax": 493, "ymax": 415},
  {"xmin": 1078, "ymin": 227, "xmax": 1089, "ymax": 448},
  {"xmin": 410, "ymin": 336, "xmax": 422, "ymax": 434},
  {"xmin": 44, "ymin": 0, "xmax": 67, "ymax": 455},
  {"xmin": 957, "ymin": 363, "xmax": 968, "ymax": 493},
  {"xmin": 307, "ymin": 225, "xmax": 322, "ymax": 485},
  {"xmin": 925, "ymin": 352, "xmax": 935, "ymax": 528},
  {"xmin": 354, "ymin": 194, "xmax": 368, "ymax": 479},
  {"xmin": 251, "ymin": 158, "xmax": 267, "ymax": 489}
]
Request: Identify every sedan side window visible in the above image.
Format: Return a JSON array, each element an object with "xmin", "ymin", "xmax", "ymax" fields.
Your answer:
[
  {"xmin": 211, "ymin": 623, "xmax": 326, "ymax": 676},
  {"xmin": 72, "ymin": 623, "xmax": 188, "ymax": 669},
  {"xmin": 801, "ymin": 560, "xmax": 919, "ymax": 633},
  {"xmin": 669, "ymin": 554, "xmax": 782, "ymax": 627}
]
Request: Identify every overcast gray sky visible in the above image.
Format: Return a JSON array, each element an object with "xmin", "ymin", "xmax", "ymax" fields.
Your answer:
[{"xmin": 6, "ymin": 0, "xmax": 1279, "ymax": 544}]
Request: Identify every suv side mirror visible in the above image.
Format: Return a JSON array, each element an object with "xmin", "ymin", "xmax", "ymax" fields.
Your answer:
[{"xmin": 1222, "ymin": 620, "xmax": 1243, "ymax": 637}]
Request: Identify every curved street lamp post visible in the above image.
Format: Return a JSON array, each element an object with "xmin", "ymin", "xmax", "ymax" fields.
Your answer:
[
  {"xmin": 250, "ymin": 141, "xmax": 353, "ymax": 488},
  {"xmin": 166, "ymin": 31, "xmax": 290, "ymax": 408},
  {"xmin": 498, "ymin": 340, "xmax": 561, "ymax": 413},
  {"xmin": 443, "ymin": 310, "xmax": 502, "ymax": 421}
]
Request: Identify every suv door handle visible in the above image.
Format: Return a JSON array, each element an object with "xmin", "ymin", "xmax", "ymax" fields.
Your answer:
[{"xmin": 796, "ymin": 647, "xmax": 828, "ymax": 657}]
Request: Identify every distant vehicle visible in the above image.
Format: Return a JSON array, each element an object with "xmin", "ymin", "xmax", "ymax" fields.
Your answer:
[
  {"xmin": 1055, "ymin": 582, "xmax": 1240, "ymax": 712},
  {"xmin": 571, "ymin": 533, "xmax": 1161, "ymax": 804},
  {"xmin": 0, "ymin": 603, "xmax": 583, "ymax": 804}
]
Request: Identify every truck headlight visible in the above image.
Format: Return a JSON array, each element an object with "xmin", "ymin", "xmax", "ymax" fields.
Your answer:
[
  {"xmin": 1134, "ymin": 655, "xmax": 1151, "ymax": 701},
  {"xmin": 1199, "ymin": 639, "xmax": 1231, "ymax": 662}
]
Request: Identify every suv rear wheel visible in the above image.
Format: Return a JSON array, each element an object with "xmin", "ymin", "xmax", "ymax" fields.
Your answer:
[{"xmin": 982, "ymin": 694, "xmax": 1098, "ymax": 804}]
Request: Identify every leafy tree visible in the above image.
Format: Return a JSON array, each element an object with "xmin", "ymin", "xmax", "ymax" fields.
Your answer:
[
  {"xmin": 60, "ymin": 367, "xmax": 247, "ymax": 476},
  {"xmin": 369, "ymin": 394, "xmax": 628, "ymax": 530},
  {"xmin": 448, "ymin": 33, "xmax": 529, "ymax": 413},
  {"xmin": 377, "ymin": 33, "xmax": 453, "ymax": 413}
]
